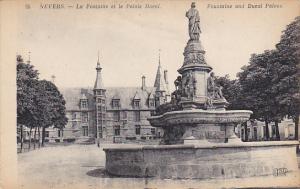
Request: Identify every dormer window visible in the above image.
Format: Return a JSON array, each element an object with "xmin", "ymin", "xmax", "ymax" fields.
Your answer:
[
  {"xmin": 112, "ymin": 99, "xmax": 120, "ymax": 108},
  {"xmin": 133, "ymin": 100, "xmax": 140, "ymax": 109},
  {"xmin": 149, "ymin": 99, "xmax": 155, "ymax": 107},
  {"xmin": 81, "ymin": 100, "xmax": 88, "ymax": 109}
]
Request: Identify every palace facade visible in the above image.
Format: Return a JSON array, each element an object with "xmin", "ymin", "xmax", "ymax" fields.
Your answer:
[{"xmin": 57, "ymin": 56, "xmax": 170, "ymax": 143}]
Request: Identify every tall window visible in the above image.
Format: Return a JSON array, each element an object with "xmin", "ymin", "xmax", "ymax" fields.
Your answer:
[
  {"xmin": 113, "ymin": 111, "xmax": 120, "ymax": 121},
  {"xmin": 58, "ymin": 129, "xmax": 64, "ymax": 137},
  {"xmin": 285, "ymin": 125, "xmax": 290, "ymax": 138},
  {"xmin": 241, "ymin": 128, "xmax": 244, "ymax": 141},
  {"xmin": 97, "ymin": 105, "xmax": 105, "ymax": 111},
  {"xmin": 114, "ymin": 125, "xmax": 120, "ymax": 136},
  {"xmin": 134, "ymin": 111, "xmax": 140, "ymax": 122},
  {"xmin": 288, "ymin": 124, "xmax": 294, "ymax": 138},
  {"xmin": 272, "ymin": 125, "xmax": 276, "ymax": 137},
  {"xmin": 81, "ymin": 113, "xmax": 88, "ymax": 123},
  {"xmin": 246, "ymin": 128, "xmax": 250, "ymax": 141},
  {"xmin": 97, "ymin": 113, "xmax": 105, "ymax": 118},
  {"xmin": 122, "ymin": 111, "xmax": 127, "ymax": 119},
  {"xmin": 112, "ymin": 99, "xmax": 120, "ymax": 108},
  {"xmin": 135, "ymin": 125, "xmax": 141, "ymax": 135},
  {"xmin": 151, "ymin": 128, "xmax": 156, "ymax": 135},
  {"xmin": 263, "ymin": 126, "xmax": 267, "ymax": 138},
  {"xmin": 45, "ymin": 131, "xmax": 49, "ymax": 138},
  {"xmin": 83, "ymin": 126, "xmax": 88, "ymax": 136},
  {"xmin": 253, "ymin": 127, "xmax": 258, "ymax": 140},
  {"xmin": 97, "ymin": 113, "xmax": 105, "ymax": 125}
]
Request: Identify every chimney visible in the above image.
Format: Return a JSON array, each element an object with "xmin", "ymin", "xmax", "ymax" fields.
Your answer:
[
  {"xmin": 164, "ymin": 70, "xmax": 168, "ymax": 84},
  {"xmin": 142, "ymin": 75, "xmax": 146, "ymax": 90}
]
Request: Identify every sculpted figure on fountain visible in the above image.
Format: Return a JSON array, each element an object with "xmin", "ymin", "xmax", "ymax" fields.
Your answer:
[
  {"xmin": 207, "ymin": 72, "xmax": 224, "ymax": 100},
  {"xmin": 186, "ymin": 2, "xmax": 201, "ymax": 41},
  {"xmin": 171, "ymin": 76, "xmax": 183, "ymax": 105},
  {"xmin": 183, "ymin": 71, "xmax": 196, "ymax": 99}
]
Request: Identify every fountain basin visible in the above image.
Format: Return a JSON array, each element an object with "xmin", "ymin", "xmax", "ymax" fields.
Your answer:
[
  {"xmin": 148, "ymin": 109, "xmax": 253, "ymax": 126},
  {"xmin": 104, "ymin": 141, "xmax": 299, "ymax": 179},
  {"xmin": 147, "ymin": 109, "xmax": 252, "ymax": 144}
]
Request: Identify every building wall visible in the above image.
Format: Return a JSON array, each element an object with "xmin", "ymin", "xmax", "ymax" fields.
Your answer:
[
  {"xmin": 103, "ymin": 109, "xmax": 163, "ymax": 143},
  {"xmin": 238, "ymin": 119, "xmax": 296, "ymax": 141},
  {"xmin": 49, "ymin": 107, "xmax": 163, "ymax": 143}
]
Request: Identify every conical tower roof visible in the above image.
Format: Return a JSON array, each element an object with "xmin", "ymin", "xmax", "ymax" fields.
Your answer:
[
  {"xmin": 94, "ymin": 53, "xmax": 104, "ymax": 90},
  {"xmin": 153, "ymin": 51, "xmax": 166, "ymax": 92}
]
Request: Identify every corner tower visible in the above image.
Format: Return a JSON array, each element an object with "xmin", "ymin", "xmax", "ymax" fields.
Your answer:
[
  {"xmin": 154, "ymin": 50, "xmax": 169, "ymax": 106},
  {"xmin": 93, "ymin": 52, "xmax": 106, "ymax": 139}
]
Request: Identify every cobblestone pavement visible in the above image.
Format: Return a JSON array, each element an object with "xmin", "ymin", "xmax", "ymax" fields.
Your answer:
[{"xmin": 18, "ymin": 144, "xmax": 300, "ymax": 189}]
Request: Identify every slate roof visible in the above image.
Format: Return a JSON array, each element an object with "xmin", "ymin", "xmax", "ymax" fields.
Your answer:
[
  {"xmin": 60, "ymin": 87, "xmax": 156, "ymax": 111},
  {"xmin": 61, "ymin": 88, "xmax": 95, "ymax": 111}
]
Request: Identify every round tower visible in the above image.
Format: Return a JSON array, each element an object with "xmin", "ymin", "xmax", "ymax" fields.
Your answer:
[{"xmin": 93, "ymin": 52, "xmax": 106, "ymax": 139}]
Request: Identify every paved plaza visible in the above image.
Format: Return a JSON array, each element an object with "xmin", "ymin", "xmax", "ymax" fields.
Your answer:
[{"xmin": 17, "ymin": 144, "xmax": 300, "ymax": 189}]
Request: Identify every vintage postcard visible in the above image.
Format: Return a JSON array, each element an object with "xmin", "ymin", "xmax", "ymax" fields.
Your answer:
[{"xmin": 0, "ymin": 0, "xmax": 299, "ymax": 188}]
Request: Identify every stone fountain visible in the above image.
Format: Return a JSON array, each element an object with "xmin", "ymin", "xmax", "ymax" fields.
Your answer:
[{"xmin": 103, "ymin": 2, "xmax": 299, "ymax": 179}]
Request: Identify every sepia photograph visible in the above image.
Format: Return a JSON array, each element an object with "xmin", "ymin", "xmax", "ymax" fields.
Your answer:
[{"xmin": 0, "ymin": 0, "xmax": 299, "ymax": 188}]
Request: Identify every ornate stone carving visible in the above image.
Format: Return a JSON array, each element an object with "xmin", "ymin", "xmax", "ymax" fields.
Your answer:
[
  {"xmin": 160, "ymin": 125, "xmax": 186, "ymax": 145},
  {"xmin": 205, "ymin": 97, "xmax": 214, "ymax": 109},
  {"xmin": 148, "ymin": 109, "xmax": 253, "ymax": 127},
  {"xmin": 183, "ymin": 52, "xmax": 206, "ymax": 65}
]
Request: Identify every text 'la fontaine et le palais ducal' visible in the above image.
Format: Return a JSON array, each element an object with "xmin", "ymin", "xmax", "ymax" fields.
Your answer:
[{"xmin": 39, "ymin": 3, "xmax": 160, "ymax": 9}]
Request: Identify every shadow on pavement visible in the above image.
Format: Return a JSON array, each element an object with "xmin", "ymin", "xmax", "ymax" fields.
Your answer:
[
  {"xmin": 86, "ymin": 168, "xmax": 110, "ymax": 178},
  {"xmin": 86, "ymin": 168, "xmax": 125, "ymax": 178},
  {"xmin": 86, "ymin": 168, "xmax": 151, "ymax": 178}
]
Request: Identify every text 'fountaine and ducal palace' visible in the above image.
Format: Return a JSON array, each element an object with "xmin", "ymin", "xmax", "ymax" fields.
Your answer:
[{"xmin": 55, "ymin": 54, "xmax": 169, "ymax": 143}]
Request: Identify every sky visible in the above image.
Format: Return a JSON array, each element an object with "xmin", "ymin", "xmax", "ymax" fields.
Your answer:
[{"xmin": 16, "ymin": 0, "xmax": 299, "ymax": 91}]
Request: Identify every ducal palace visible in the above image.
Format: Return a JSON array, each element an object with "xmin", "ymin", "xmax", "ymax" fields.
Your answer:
[{"xmin": 57, "ymin": 55, "xmax": 170, "ymax": 143}]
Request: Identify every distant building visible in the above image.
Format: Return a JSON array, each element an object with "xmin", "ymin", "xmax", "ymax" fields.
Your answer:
[
  {"xmin": 55, "ymin": 55, "xmax": 170, "ymax": 143},
  {"xmin": 237, "ymin": 118, "xmax": 296, "ymax": 141}
]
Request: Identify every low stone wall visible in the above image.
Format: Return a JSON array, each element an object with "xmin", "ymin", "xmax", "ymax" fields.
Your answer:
[{"xmin": 103, "ymin": 141, "xmax": 299, "ymax": 179}]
